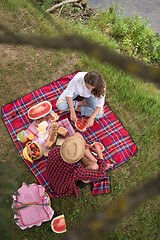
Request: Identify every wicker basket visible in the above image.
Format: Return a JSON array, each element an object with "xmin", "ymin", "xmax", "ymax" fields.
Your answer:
[
  {"xmin": 44, "ymin": 192, "xmax": 51, "ymax": 206},
  {"xmin": 23, "ymin": 142, "xmax": 43, "ymax": 163}
]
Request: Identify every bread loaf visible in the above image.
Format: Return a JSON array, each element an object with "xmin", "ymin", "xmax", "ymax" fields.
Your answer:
[
  {"xmin": 57, "ymin": 127, "xmax": 68, "ymax": 137},
  {"xmin": 45, "ymin": 122, "xmax": 59, "ymax": 148},
  {"xmin": 56, "ymin": 138, "xmax": 65, "ymax": 146}
]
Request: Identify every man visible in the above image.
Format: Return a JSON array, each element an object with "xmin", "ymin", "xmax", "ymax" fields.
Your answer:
[{"xmin": 46, "ymin": 132, "xmax": 113, "ymax": 197}]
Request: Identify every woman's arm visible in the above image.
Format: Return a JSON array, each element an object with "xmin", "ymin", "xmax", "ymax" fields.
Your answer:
[
  {"xmin": 66, "ymin": 96, "xmax": 77, "ymax": 122},
  {"xmin": 86, "ymin": 106, "xmax": 101, "ymax": 128}
]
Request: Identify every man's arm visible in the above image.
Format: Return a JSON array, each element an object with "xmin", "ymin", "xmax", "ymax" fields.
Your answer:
[{"xmin": 74, "ymin": 159, "xmax": 107, "ymax": 182}]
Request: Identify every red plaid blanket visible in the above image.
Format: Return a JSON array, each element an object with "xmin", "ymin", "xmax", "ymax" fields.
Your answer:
[{"xmin": 1, "ymin": 71, "xmax": 137, "ymax": 197}]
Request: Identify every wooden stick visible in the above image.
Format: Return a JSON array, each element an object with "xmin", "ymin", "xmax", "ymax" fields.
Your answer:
[
  {"xmin": 58, "ymin": 5, "xmax": 64, "ymax": 16},
  {"xmin": 20, "ymin": 201, "xmax": 38, "ymax": 206},
  {"xmin": 73, "ymin": 3, "xmax": 83, "ymax": 9},
  {"xmin": 46, "ymin": 0, "xmax": 81, "ymax": 13}
]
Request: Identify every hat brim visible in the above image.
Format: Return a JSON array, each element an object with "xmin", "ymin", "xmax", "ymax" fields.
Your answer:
[{"xmin": 60, "ymin": 136, "xmax": 85, "ymax": 163}]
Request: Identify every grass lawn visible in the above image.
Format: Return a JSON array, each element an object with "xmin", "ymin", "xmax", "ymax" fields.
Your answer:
[{"xmin": 0, "ymin": 1, "xmax": 160, "ymax": 240}]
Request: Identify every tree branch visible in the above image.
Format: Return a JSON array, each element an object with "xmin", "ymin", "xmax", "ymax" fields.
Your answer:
[
  {"xmin": 46, "ymin": 0, "xmax": 81, "ymax": 13},
  {"xmin": 0, "ymin": 24, "xmax": 159, "ymax": 86},
  {"xmin": 73, "ymin": 3, "xmax": 83, "ymax": 10}
]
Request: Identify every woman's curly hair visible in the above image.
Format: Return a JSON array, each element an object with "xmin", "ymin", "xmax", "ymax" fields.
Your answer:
[{"xmin": 84, "ymin": 71, "xmax": 106, "ymax": 98}]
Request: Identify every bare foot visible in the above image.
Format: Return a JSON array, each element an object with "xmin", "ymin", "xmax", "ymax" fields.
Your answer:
[{"xmin": 77, "ymin": 99, "xmax": 89, "ymax": 107}]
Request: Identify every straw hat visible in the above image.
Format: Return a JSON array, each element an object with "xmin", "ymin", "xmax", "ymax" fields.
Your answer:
[{"xmin": 60, "ymin": 136, "xmax": 85, "ymax": 163}]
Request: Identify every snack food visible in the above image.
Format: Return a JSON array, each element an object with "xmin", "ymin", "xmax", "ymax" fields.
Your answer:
[
  {"xmin": 47, "ymin": 112, "xmax": 59, "ymax": 122},
  {"xmin": 37, "ymin": 121, "xmax": 48, "ymax": 132},
  {"xmin": 75, "ymin": 118, "xmax": 87, "ymax": 132},
  {"xmin": 56, "ymin": 138, "xmax": 65, "ymax": 146},
  {"xmin": 45, "ymin": 122, "xmax": 59, "ymax": 148},
  {"xmin": 57, "ymin": 127, "xmax": 68, "ymax": 137},
  {"xmin": 44, "ymin": 148, "xmax": 51, "ymax": 157}
]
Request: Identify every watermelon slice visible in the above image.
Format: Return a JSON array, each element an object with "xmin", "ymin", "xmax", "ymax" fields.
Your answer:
[
  {"xmin": 75, "ymin": 118, "xmax": 87, "ymax": 132},
  {"xmin": 51, "ymin": 215, "xmax": 67, "ymax": 234},
  {"xmin": 85, "ymin": 142, "xmax": 105, "ymax": 152},
  {"xmin": 28, "ymin": 101, "xmax": 52, "ymax": 120},
  {"xmin": 92, "ymin": 142, "xmax": 105, "ymax": 152}
]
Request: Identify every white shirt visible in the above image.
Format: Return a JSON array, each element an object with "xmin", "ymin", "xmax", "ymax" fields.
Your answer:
[{"xmin": 64, "ymin": 72, "xmax": 105, "ymax": 108}]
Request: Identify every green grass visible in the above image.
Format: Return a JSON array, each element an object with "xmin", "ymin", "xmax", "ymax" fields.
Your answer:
[
  {"xmin": 88, "ymin": 4, "xmax": 160, "ymax": 64},
  {"xmin": 0, "ymin": 0, "xmax": 160, "ymax": 240}
]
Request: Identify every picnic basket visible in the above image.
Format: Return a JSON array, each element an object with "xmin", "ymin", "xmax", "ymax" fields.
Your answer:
[
  {"xmin": 23, "ymin": 141, "xmax": 44, "ymax": 163},
  {"xmin": 13, "ymin": 191, "xmax": 51, "ymax": 208}
]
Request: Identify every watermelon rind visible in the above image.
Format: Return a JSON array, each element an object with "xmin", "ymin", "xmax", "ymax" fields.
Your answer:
[
  {"xmin": 51, "ymin": 214, "xmax": 67, "ymax": 234},
  {"xmin": 93, "ymin": 142, "xmax": 105, "ymax": 152},
  {"xmin": 75, "ymin": 122, "xmax": 86, "ymax": 132},
  {"xmin": 28, "ymin": 101, "xmax": 52, "ymax": 120},
  {"xmin": 75, "ymin": 119, "xmax": 87, "ymax": 132}
]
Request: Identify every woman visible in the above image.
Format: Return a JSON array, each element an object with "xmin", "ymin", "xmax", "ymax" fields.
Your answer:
[{"xmin": 56, "ymin": 71, "xmax": 106, "ymax": 128}]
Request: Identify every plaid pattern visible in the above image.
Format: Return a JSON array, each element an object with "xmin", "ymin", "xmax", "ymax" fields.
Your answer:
[
  {"xmin": 1, "ymin": 71, "xmax": 137, "ymax": 197},
  {"xmin": 92, "ymin": 176, "xmax": 111, "ymax": 195},
  {"xmin": 46, "ymin": 147, "xmax": 107, "ymax": 197},
  {"xmin": 25, "ymin": 116, "xmax": 75, "ymax": 150}
]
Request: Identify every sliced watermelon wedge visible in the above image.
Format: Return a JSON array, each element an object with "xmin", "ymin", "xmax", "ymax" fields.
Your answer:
[
  {"xmin": 75, "ymin": 118, "xmax": 87, "ymax": 132},
  {"xmin": 92, "ymin": 142, "xmax": 105, "ymax": 152},
  {"xmin": 51, "ymin": 214, "xmax": 67, "ymax": 234},
  {"xmin": 85, "ymin": 142, "xmax": 105, "ymax": 152}
]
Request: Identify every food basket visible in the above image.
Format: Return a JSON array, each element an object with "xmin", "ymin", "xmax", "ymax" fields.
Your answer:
[{"xmin": 23, "ymin": 142, "xmax": 44, "ymax": 163}]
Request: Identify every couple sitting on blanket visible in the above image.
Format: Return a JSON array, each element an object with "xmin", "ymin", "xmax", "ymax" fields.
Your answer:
[{"xmin": 46, "ymin": 71, "xmax": 113, "ymax": 197}]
